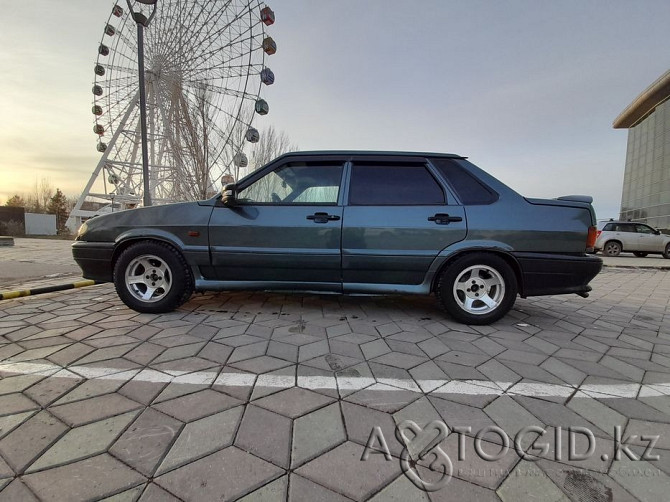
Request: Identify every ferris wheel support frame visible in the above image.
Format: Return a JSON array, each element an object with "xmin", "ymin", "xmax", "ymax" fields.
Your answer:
[{"xmin": 66, "ymin": 93, "xmax": 140, "ymax": 232}]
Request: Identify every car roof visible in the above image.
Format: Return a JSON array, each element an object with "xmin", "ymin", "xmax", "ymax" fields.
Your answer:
[
  {"xmin": 601, "ymin": 221, "xmax": 647, "ymax": 224},
  {"xmin": 599, "ymin": 221, "xmax": 651, "ymax": 228},
  {"xmin": 274, "ymin": 150, "xmax": 465, "ymax": 160}
]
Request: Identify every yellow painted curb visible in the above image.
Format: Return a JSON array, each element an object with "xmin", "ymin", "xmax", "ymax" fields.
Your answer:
[{"xmin": 0, "ymin": 280, "xmax": 98, "ymax": 301}]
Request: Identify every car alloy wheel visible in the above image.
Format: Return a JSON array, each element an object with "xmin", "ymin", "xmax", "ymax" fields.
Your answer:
[
  {"xmin": 113, "ymin": 241, "xmax": 194, "ymax": 313},
  {"xmin": 124, "ymin": 254, "xmax": 172, "ymax": 303},
  {"xmin": 453, "ymin": 265, "xmax": 506, "ymax": 315},
  {"xmin": 604, "ymin": 241, "xmax": 621, "ymax": 257},
  {"xmin": 437, "ymin": 253, "xmax": 517, "ymax": 325},
  {"xmin": 664, "ymin": 243, "xmax": 670, "ymax": 259}
]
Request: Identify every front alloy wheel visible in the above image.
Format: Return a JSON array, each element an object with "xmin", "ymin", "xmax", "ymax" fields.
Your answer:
[
  {"xmin": 124, "ymin": 254, "xmax": 173, "ymax": 303},
  {"xmin": 437, "ymin": 253, "xmax": 517, "ymax": 325},
  {"xmin": 113, "ymin": 241, "xmax": 193, "ymax": 313}
]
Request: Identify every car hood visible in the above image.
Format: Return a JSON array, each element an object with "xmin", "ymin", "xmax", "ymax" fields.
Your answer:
[{"xmin": 79, "ymin": 201, "xmax": 211, "ymax": 242}]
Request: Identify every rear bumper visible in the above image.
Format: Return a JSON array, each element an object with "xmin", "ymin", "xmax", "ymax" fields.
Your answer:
[
  {"xmin": 513, "ymin": 252, "xmax": 603, "ymax": 297},
  {"xmin": 72, "ymin": 241, "xmax": 115, "ymax": 282}
]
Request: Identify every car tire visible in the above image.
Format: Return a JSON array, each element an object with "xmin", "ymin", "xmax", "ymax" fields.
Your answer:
[
  {"xmin": 436, "ymin": 253, "xmax": 517, "ymax": 325},
  {"xmin": 664, "ymin": 243, "xmax": 670, "ymax": 259},
  {"xmin": 603, "ymin": 241, "xmax": 622, "ymax": 257},
  {"xmin": 633, "ymin": 252, "xmax": 648, "ymax": 257},
  {"xmin": 113, "ymin": 241, "xmax": 194, "ymax": 313}
]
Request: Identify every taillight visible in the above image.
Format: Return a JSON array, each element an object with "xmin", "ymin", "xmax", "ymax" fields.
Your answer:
[
  {"xmin": 586, "ymin": 226, "xmax": 597, "ymax": 251},
  {"xmin": 596, "ymin": 230, "xmax": 602, "ymax": 238}
]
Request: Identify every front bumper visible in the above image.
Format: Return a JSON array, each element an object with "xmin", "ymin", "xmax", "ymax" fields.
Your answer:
[
  {"xmin": 513, "ymin": 252, "xmax": 603, "ymax": 298},
  {"xmin": 72, "ymin": 241, "xmax": 115, "ymax": 282}
]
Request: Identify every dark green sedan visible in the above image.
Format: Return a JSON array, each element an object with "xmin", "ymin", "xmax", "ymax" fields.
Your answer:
[{"xmin": 73, "ymin": 151, "xmax": 602, "ymax": 325}]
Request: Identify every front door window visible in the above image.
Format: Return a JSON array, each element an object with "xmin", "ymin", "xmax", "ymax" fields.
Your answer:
[{"xmin": 238, "ymin": 162, "xmax": 342, "ymax": 204}]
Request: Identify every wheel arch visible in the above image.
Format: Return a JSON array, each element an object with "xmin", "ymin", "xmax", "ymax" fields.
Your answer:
[
  {"xmin": 112, "ymin": 232, "xmax": 186, "ymax": 271},
  {"xmin": 430, "ymin": 249, "xmax": 525, "ymax": 297}
]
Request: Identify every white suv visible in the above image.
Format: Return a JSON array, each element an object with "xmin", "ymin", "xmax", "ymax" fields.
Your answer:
[{"xmin": 595, "ymin": 221, "xmax": 670, "ymax": 258}]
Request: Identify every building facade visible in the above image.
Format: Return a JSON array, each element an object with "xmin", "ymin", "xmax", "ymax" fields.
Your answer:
[{"xmin": 614, "ymin": 70, "xmax": 670, "ymax": 230}]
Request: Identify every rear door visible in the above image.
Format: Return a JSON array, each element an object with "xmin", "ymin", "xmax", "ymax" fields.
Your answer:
[
  {"xmin": 617, "ymin": 223, "xmax": 639, "ymax": 250},
  {"xmin": 342, "ymin": 157, "xmax": 466, "ymax": 290}
]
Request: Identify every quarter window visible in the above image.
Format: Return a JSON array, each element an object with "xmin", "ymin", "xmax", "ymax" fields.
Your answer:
[
  {"xmin": 430, "ymin": 158, "xmax": 498, "ymax": 205},
  {"xmin": 348, "ymin": 163, "xmax": 444, "ymax": 205}
]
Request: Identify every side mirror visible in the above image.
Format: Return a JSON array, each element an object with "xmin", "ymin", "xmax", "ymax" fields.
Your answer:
[
  {"xmin": 654, "ymin": 229, "xmax": 661, "ymax": 235},
  {"xmin": 222, "ymin": 184, "xmax": 237, "ymax": 207}
]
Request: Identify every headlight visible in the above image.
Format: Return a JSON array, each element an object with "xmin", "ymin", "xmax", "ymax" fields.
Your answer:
[{"xmin": 77, "ymin": 222, "xmax": 88, "ymax": 239}]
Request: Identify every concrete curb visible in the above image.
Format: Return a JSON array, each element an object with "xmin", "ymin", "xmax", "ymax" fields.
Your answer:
[
  {"xmin": 602, "ymin": 264, "xmax": 670, "ymax": 271},
  {"xmin": 0, "ymin": 280, "xmax": 98, "ymax": 301}
]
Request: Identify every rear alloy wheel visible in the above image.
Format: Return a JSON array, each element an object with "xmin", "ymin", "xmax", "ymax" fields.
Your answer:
[
  {"xmin": 603, "ymin": 241, "xmax": 622, "ymax": 257},
  {"xmin": 113, "ymin": 241, "xmax": 193, "ymax": 313},
  {"xmin": 664, "ymin": 243, "xmax": 670, "ymax": 259},
  {"xmin": 437, "ymin": 253, "xmax": 517, "ymax": 325},
  {"xmin": 633, "ymin": 252, "xmax": 648, "ymax": 258}
]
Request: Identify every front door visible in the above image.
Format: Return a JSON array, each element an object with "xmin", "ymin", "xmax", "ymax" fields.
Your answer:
[
  {"xmin": 635, "ymin": 224, "xmax": 664, "ymax": 252},
  {"xmin": 208, "ymin": 159, "xmax": 345, "ymax": 289},
  {"xmin": 342, "ymin": 159, "xmax": 467, "ymax": 290}
]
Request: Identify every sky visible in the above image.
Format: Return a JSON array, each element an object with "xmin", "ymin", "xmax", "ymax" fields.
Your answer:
[{"xmin": 1, "ymin": 0, "xmax": 669, "ymax": 220}]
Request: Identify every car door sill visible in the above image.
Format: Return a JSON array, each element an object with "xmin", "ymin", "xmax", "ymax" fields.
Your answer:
[{"xmin": 194, "ymin": 279, "xmax": 342, "ymax": 293}]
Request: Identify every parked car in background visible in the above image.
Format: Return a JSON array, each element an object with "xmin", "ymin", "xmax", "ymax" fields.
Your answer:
[
  {"xmin": 595, "ymin": 220, "xmax": 670, "ymax": 258},
  {"xmin": 72, "ymin": 151, "xmax": 602, "ymax": 325}
]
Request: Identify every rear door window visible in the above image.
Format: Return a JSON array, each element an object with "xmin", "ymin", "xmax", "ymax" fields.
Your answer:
[
  {"xmin": 348, "ymin": 163, "xmax": 445, "ymax": 205},
  {"xmin": 618, "ymin": 224, "xmax": 636, "ymax": 232}
]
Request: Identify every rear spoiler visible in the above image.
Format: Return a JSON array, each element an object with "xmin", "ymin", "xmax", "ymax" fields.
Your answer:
[{"xmin": 556, "ymin": 195, "xmax": 593, "ymax": 204}]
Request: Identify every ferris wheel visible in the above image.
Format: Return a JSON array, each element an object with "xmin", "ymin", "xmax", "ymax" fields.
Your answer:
[{"xmin": 68, "ymin": 0, "xmax": 276, "ymax": 229}]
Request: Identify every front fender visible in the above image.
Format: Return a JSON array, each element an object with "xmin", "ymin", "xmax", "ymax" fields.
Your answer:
[
  {"xmin": 115, "ymin": 228, "xmax": 187, "ymax": 250},
  {"xmin": 113, "ymin": 229, "xmax": 210, "ymax": 267}
]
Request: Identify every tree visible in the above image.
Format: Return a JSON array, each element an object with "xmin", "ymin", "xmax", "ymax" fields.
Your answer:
[
  {"xmin": 26, "ymin": 177, "xmax": 54, "ymax": 213},
  {"xmin": 5, "ymin": 195, "xmax": 26, "ymax": 207},
  {"xmin": 47, "ymin": 188, "xmax": 69, "ymax": 234},
  {"xmin": 248, "ymin": 125, "xmax": 298, "ymax": 172},
  {"xmin": 217, "ymin": 122, "xmax": 297, "ymax": 186}
]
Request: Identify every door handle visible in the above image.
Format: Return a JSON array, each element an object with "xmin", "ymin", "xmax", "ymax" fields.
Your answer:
[
  {"xmin": 307, "ymin": 212, "xmax": 341, "ymax": 224},
  {"xmin": 428, "ymin": 213, "xmax": 462, "ymax": 225}
]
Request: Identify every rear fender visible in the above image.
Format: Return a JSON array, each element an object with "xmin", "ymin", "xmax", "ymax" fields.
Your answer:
[{"xmin": 427, "ymin": 241, "xmax": 524, "ymax": 295}]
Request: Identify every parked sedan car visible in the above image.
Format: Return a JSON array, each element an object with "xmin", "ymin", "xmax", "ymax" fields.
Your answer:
[
  {"xmin": 595, "ymin": 220, "xmax": 670, "ymax": 258},
  {"xmin": 73, "ymin": 151, "xmax": 602, "ymax": 325}
]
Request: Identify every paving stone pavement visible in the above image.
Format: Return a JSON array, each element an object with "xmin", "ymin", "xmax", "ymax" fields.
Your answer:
[{"xmin": 0, "ymin": 268, "xmax": 669, "ymax": 501}]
